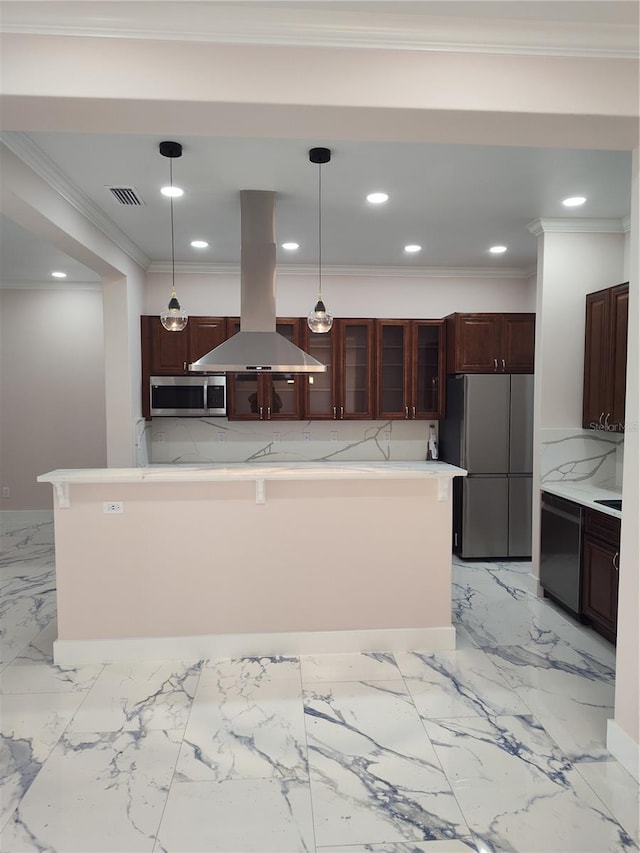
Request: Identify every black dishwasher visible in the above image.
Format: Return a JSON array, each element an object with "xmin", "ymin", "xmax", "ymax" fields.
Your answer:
[{"xmin": 540, "ymin": 492, "xmax": 584, "ymax": 618}]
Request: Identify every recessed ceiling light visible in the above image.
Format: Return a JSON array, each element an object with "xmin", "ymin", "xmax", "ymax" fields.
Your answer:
[
  {"xmin": 161, "ymin": 185, "xmax": 184, "ymax": 198},
  {"xmin": 51, "ymin": 271, "xmax": 67, "ymax": 278},
  {"xmin": 404, "ymin": 244, "xmax": 422, "ymax": 253},
  {"xmin": 190, "ymin": 240, "xmax": 209, "ymax": 249},
  {"xmin": 281, "ymin": 242, "xmax": 299, "ymax": 251},
  {"xmin": 489, "ymin": 245, "xmax": 507, "ymax": 254},
  {"xmin": 366, "ymin": 192, "xmax": 389, "ymax": 205},
  {"xmin": 562, "ymin": 196, "xmax": 586, "ymax": 207}
]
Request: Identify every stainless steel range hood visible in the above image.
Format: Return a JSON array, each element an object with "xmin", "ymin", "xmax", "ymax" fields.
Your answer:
[{"xmin": 189, "ymin": 190, "xmax": 326, "ymax": 373}]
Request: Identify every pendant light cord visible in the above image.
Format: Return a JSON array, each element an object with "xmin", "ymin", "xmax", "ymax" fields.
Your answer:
[
  {"xmin": 318, "ymin": 160, "xmax": 322, "ymax": 301},
  {"xmin": 170, "ymin": 158, "xmax": 176, "ymax": 294}
]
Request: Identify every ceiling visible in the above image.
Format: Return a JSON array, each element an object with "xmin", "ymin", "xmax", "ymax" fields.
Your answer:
[{"xmin": 0, "ymin": 1, "xmax": 637, "ymax": 287}]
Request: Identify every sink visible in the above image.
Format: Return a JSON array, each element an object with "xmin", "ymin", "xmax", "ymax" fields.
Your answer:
[{"xmin": 594, "ymin": 499, "xmax": 622, "ymax": 511}]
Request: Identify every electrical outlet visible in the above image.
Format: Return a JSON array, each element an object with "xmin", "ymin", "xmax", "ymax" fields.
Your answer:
[
  {"xmin": 218, "ymin": 432, "xmax": 226, "ymax": 442},
  {"xmin": 272, "ymin": 432, "xmax": 281, "ymax": 442},
  {"xmin": 330, "ymin": 431, "xmax": 338, "ymax": 442},
  {"xmin": 2, "ymin": 486, "xmax": 9, "ymax": 498},
  {"xmin": 303, "ymin": 431, "xmax": 311, "ymax": 441},
  {"xmin": 103, "ymin": 501, "xmax": 124, "ymax": 514}
]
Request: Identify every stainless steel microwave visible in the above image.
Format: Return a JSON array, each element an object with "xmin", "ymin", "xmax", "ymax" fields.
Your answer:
[{"xmin": 150, "ymin": 375, "xmax": 226, "ymax": 417}]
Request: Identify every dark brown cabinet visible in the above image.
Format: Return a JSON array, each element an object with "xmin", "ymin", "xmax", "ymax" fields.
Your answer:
[
  {"xmin": 375, "ymin": 320, "xmax": 445, "ymax": 419},
  {"xmin": 141, "ymin": 316, "xmax": 228, "ymax": 418},
  {"xmin": 141, "ymin": 316, "xmax": 227, "ymax": 375},
  {"xmin": 226, "ymin": 319, "xmax": 303, "ymax": 420},
  {"xmin": 445, "ymin": 313, "xmax": 535, "ymax": 374},
  {"xmin": 582, "ymin": 509, "xmax": 620, "ymax": 644},
  {"xmin": 582, "ymin": 282, "xmax": 628, "ymax": 431},
  {"xmin": 302, "ymin": 319, "xmax": 376, "ymax": 419}
]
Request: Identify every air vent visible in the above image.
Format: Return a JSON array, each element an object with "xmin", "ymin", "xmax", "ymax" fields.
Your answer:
[{"xmin": 106, "ymin": 186, "xmax": 144, "ymax": 206}]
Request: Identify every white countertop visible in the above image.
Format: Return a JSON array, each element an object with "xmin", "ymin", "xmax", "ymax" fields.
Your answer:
[
  {"xmin": 38, "ymin": 460, "xmax": 468, "ymax": 486},
  {"xmin": 541, "ymin": 481, "xmax": 622, "ymax": 519}
]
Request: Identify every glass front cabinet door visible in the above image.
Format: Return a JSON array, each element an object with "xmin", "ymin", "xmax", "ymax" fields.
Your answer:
[
  {"xmin": 303, "ymin": 319, "xmax": 375, "ymax": 419},
  {"xmin": 376, "ymin": 319, "xmax": 445, "ymax": 419}
]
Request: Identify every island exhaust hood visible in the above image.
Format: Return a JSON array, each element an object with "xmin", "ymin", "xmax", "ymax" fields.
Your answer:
[{"xmin": 189, "ymin": 190, "xmax": 326, "ymax": 374}]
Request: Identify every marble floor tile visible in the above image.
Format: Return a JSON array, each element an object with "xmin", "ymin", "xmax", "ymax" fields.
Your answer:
[
  {"xmin": 576, "ymin": 760, "xmax": 640, "ymax": 844},
  {"xmin": 1, "ymin": 728, "xmax": 182, "ymax": 852},
  {"xmin": 395, "ymin": 648, "xmax": 529, "ymax": 721},
  {"xmin": 301, "ymin": 651, "xmax": 402, "ymax": 683},
  {"xmin": 485, "ymin": 641, "xmax": 616, "ymax": 761},
  {"xmin": 305, "ymin": 679, "xmax": 469, "ymax": 847},
  {"xmin": 425, "ymin": 714, "xmax": 636, "ymax": 852},
  {"xmin": 67, "ymin": 660, "xmax": 202, "ymax": 733},
  {"xmin": 451, "ymin": 563, "xmax": 616, "ymax": 667},
  {"xmin": 0, "ymin": 621, "xmax": 104, "ymax": 694},
  {"xmin": 0, "ymin": 691, "xmax": 88, "ymax": 830},
  {"xmin": 318, "ymin": 843, "xmax": 478, "ymax": 852},
  {"xmin": 206, "ymin": 654, "xmax": 302, "ymax": 682},
  {"xmin": 0, "ymin": 568, "xmax": 56, "ymax": 668},
  {"xmin": 175, "ymin": 662, "xmax": 307, "ymax": 782},
  {"xmin": 154, "ymin": 778, "xmax": 315, "ymax": 852}
]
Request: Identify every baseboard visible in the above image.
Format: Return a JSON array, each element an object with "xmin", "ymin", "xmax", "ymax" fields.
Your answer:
[
  {"xmin": 607, "ymin": 718, "xmax": 640, "ymax": 782},
  {"xmin": 53, "ymin": 625, "xmax": 456, "ymax": 665}
]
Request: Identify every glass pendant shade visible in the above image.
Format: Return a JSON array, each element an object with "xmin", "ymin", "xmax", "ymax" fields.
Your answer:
[
  {"xmin": 307, "ymin": 298, "xmax": 333, "ymax": 333},
  {"xmin": 160, "ymin": 291, "xmax": 188, "ymax": 331}
]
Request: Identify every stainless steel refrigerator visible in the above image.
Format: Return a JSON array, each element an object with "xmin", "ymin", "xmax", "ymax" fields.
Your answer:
[{"xmin": 440, "ymin": 374, "xmax": 534, "ymax": 559}]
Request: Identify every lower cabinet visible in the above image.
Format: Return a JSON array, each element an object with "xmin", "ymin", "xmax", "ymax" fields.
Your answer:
[{"xmin": 581, "ymin": 509, "xmax": 620, "ymax": 644}]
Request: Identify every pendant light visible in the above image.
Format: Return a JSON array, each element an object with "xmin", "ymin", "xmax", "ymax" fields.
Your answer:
[
  {"xmin": 159, "ymin": 140, "xmax": 188, "ymax": 332},
  {"xmin": 307, "ymin": 147, "xmax": 333, "ymax": 334}
]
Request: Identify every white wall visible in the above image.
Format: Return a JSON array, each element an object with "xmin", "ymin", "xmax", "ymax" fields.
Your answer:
[
  {"xmin": 146, "ymin": 270, "xmax": 534, "ymax": 319},
  {"xmin": 0, "ymin": 287, "xmax": 107, "ymax": 509}
]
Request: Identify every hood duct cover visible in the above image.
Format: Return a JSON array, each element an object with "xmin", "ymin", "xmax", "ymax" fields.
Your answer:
[{"xmin": 189, "ymin": 190, "xmax": 326, "ymax": 374}]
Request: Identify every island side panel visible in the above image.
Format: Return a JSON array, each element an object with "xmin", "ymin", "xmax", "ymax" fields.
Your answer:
[{"xmin": 51, "ymin": 477, "xmax": 453, "ymax": 642}]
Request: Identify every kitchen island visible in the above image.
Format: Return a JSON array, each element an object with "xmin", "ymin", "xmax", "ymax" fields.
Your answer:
[{"xmin": 38, "ymin": 461, "xmax": 466, "ymax": 664}]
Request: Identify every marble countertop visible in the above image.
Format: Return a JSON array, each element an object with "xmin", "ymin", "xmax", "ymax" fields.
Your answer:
[
  {"xmin": 38, "ymin": 460, "xmax": 468, "ymax": 486},
  {"xmin": 541, "ymin": 481, "xmax": 622, "ymax": 519}
]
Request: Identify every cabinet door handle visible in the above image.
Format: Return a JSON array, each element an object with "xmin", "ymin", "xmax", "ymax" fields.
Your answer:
[
  {"xmin": 333, "ymin": 406, "xmax": 337, "ymax": 419},
  {"xmin": 341, "ymin": 406, "xmax": 344, "ymax": 419},
  {"xmin": 183, "ymin": 362, "xmax": 187, "ymax": 371},
  {"xmin": 613, "ymin": 551, "xmax": 619, "ymax": 571},
  {"xmin": 412, "ymin": 406, "xmax": 416, "ymax": 418},
  {"xmin": 267, "ymin": 406, "xmax": 271, "ymax": 420},
  {"xmin": 405, "ymin": 406, "xmax": 409, "ymax": 418},
  {"xmin": 494, "ymin": 358, "xmax": 498, "ymax": 371},
  {"xmin": 501, "ymin": 358, "xmax": 506, "ymax": 370},
  {"xmin": 259, "ymin": 406, "xmax": 264, "ymax": 420}
]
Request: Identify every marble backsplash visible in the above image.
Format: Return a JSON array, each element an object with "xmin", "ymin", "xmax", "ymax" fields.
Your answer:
[
  {"xmin": 140, "ymin": 418, "xmax": 436, "ymax": 466},
  {"xmin": 540, "ymin": 428, "xmax": 624, "ymax": 489}
]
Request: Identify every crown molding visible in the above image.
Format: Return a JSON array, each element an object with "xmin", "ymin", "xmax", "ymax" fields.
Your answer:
[
  {"xmin": 527, "ymin": 217, "xmax": 627, "ymax": 236},
  {"xmin": 0, "ymin": 131, "xmax": 150, "ymax": 271},
  {"xmin": 1, "ymin": 7, "xmax": 637, "ymax": 59},
  {"xmin": 149, "ymin": 261, "xmax": 529, "ymax": 279}
]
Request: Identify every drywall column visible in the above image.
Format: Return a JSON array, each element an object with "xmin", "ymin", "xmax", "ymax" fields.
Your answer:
[
  {"xmin": 528, "ymin": 221, "xmax": 626, "ymax": 575},
  {"xmin": 102, "ymin": 272, "xmax": 145, "ymax": 467},
  {"xmin": 608, "ymin": 148, "xmax": 640, "ymax": 781}
]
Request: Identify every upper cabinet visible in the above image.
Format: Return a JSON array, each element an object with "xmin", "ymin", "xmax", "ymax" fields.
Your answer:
[
  {"xmin": 141, "ymin": 316, "xmax": 228, "ymax": 418},
  {"xmin": 302, "ymin": 319, "xmax": 376, "ymax": 419},
  {"xmin": 582, "ymin": 282, "xmax": 628, "ymax": 431},
  {"xmin": 375, "ymin": 320, "xmax": 446, "ymax": 419},
  {"xmin": 445, "ymin": 313, "xmax": 535, "ymax": 373},
  {"xmin": 226, "ymin": 319, "xmax": 303, "ymax": 420},
  {"xmin": 141, "ymin": 315, "xmax": 227, "ymax": 375}
]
